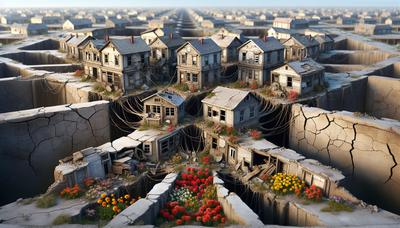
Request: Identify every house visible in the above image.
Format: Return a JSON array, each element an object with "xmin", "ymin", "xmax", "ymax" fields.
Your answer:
[
  {"xmin": 59, "ymin": 34, "xmax": 74, "ymax": 52},
  {"xmin": 31, "ymin": 16, "xmax": 62, "ymax": 25},
  {"xmin": 270, "ymin": 59, "xmax": 325, "ymax": 95},
  {"xmin": 267, "ymin": 27, "xmax": 299, "ymax": 41},
  {"xmin": 105, "ymin": 18, "xmax": 129, "ymax": 28},
  {"xmin": 354, "ymin": 24, "xmax": 392, "ymax": 35},
  {"xmin": 140, "ymin": 27, "xmax": 174, "ymax": 45},
  {"xmin": 211, "ymin": 32, "xmax": 243, "ymax": 64},
  {"xmin": 65, "ymin": 35, "xmax": 93, "ymax": 60},
  {"xmin": 359, "ymin": 17, "xmax": 377, "ymax": 24},
  {"xmin": 82, "ymin": 39, "xmax": 106, "ymax": 80},
  {"xmin": 148, "ymin": 19, "xmax": 176, "ymax": 29},
  {"xmin": 176, "ymin": 38, "xmax": 222, "ymax": 90},
  {"xmin": 63, "ymin": 19, "xmax": 92, "ymax": 30},
  {"xmin": 214, "ymin": 27, "xmax": 246, "ymax": 42},
  {"xmin": 237, "ymin": 37, "xmax": 285, "ymax": 86},
  {"xmin": 336, "ymin": 17, "xmax": 357, "ymax": 25},
  {"xmin": 282, "ymin": 34, "xmax": 320, "ymax": 61},
  {"xmin": 242, "ymin": 19, "xmax": 267, "ymax": 27},
  {"xmin": 141, "ymin": 91, "xmax": 185, "ymax": 126},
  {"xmin": 201, "ymin": 19, "xmax": 225, "ymax": 29},
  {"xmin": 10, "ymin": 23, "xmax": 48, "ymax": 36},
  {"xmin": 272, "ymin": 17, "xmax": 309, "ymax": 30},
  {"xmin": 98, "ymin": 36, "xmax": 150, "ymax": 93},
  {"xmin": 385, "ymin": 17, "xmax": 400, "ymax": 25},
  {"xmin": 89, "ymin": 15, "xmax": 106, "ymax": 24},
  {"xmin": 201, "ymin": 86, "xmax": 260, "ymax": 128},
  {"xmin": 0, "ymin": 15, "xmax": 27, "ymax": 25},
  {"xmin": 313, "ymin": 35, "xmax": 334, "ymax": 53}
]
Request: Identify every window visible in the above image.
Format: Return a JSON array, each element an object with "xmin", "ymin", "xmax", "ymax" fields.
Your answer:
[
  {"xmin": 161, "ymin": 140, "xmax": 169, "ymax": 154},
  {"xmin": 250, "ymin": 106, "xmax": 255, "ymax": 117},
  {"xmin": 146, "ymin": 105, "xmax": 150, "ymax": 113},
  {"xmin": 254, "ymin": 54, "xmax": 259, "ymax": 63},
  {"xmin": 182, "ymin": 54, "xmax": 187, "ymax": 64},
  {"xmin": 166, "ymin": 107, "xmax": 175, "ymax": 116},
  {"xmin": 107, "ymin": 72, "xmax": 113, "ymax": 83},
  {"xmin": 204, "ymin": 72, "xmax": 209, "ymax": 83},
  {"xmin": 213, "ymin": 110, "xmax": 218, "ymax": 116},
  {"xmin": 192, "ymin": 74, "xmax": 198, "ymax": 82},
  {"xmin": 229, "ymin": 147, "xmax": 236, "ymax": 158},
  {"xmin": 248, "ymin": 70, "xmax": 253, "ymax": 79},
  {"xmin": 169, "ymin": 137, "xmax": 174, "ymax": 148},
  {"xmin": 205, "ymin": 56, "xmax": 209, "ymax": 65},
  {"xmin": 186, "ymin": 73, "xmax": 191, "ymax": 81},
  {"xmin": 152, "ymin": 105, "xmax": 161, "ymax": 113},
  {"xmin": 267, "ymin": 52, "xmax": 271, "ymax": 63},
  {"xmin": 140, "ymin": 54, "xmax": 145, "ymax": 63},
  {"xmin": 127, "ymin": 56, "xmax": 132, "ymax": 66},
  {"xmin": 192, "ymin": 56, "xmax": 197, "ymax": 65},
  {"xmin": 242, "ymin": 52, "xmax": 246, "ymax": 61},
  {"xmin": 287, "ymin": 77, "xmax": 293, "ymax": 87},
  {"xmin": 144, "ymin": 144, "xmax": 151, "ymax": 154},
  {"xmin": 104, "ymin": 54, "xmax": 109, "ymax": 63},
  {"xmin": 212, "ymin": 138, "xmax": 217, "ymax": 149},
  {"xmin": 240, "ymin": 110, "xmax": 244, "ymax": 122},
  {"xmin": 115, "ymin": 55, "xmax": 119, "ymax": 66},
  {"xmin": 207, "ymin": 106, "xmax": 212, "ymax": 117},
  {"xmin": 220, "ymin": 110, "xmax": 226, "ymax": 121},
  {"xmin": 213, "ymin": 54, "xmax": 217, "ymax": 64}
]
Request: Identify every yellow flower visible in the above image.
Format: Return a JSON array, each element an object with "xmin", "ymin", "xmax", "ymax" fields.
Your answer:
[
  {"xmin": 105, "ymin": 197, "xmax": 111, "ymax": 203},
  {"xmin": 124, "ymin": 194, "xmax": 130, "ymax": 199},
  {"xmin": 97, "ymin": 199, "xmax": 103, "ymax": 204},
  {"xmin": 101, "ymin": 193, "xmax": 106, "ymax": 198}
]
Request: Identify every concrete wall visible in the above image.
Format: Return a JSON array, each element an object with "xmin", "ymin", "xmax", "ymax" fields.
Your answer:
[
  {"xmin": 365, "ymin": 76, "xmax": 400, "ymax": 120},
  {"xmin": 289, "ymin": 104, "xmax": 400, "ymax": 214},
  {"xmin": 0, "ymin": 101, "xmax": 110, "ymax": 205}
]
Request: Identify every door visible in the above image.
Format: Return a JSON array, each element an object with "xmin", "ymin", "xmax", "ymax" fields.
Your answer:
[{"xmin": 93, "ymin": 67, "xmax": 98, "ymax": 78}]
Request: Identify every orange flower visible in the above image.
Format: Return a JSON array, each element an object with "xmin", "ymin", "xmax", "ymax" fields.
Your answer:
[{"xmin": 101, "ymin": 202, "xmax": 107, "ymax": 207}]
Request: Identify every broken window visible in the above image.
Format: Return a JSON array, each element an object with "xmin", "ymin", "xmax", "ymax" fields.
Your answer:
[
  {"xmin": 287, "ymin": 77, "xmax": 293, "ymax": 87},
  {"xmin": 213, "ymin": 54, "xmax": 217, "ymax": 64},
  {"xmin": 220, "ymin": 110, "xmax": 226, "ymax": 121},
  {"xmin": 212, "ymin": 138, "xmax": 217, "ymax": 149},
  {"xmin": 140, "ymin": 54, "xmax": 145, "ymax": 63}
]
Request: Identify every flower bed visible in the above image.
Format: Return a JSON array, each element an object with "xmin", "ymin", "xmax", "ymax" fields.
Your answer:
[
  {"xmin": 96, "ymin": 193, "xmax": 140, "ymax": 220},
  {"xmin": 157, "ymin": 167, "xmax": 227, "ymax": 226},
  {"xmin": 270, "ymin": 173, "xmax": 305, "ymax": 195}
]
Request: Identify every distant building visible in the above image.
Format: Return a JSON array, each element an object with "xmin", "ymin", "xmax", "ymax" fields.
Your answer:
[
  {"xmin": 354, "ymin": 24, "xmax": 392, "ymax": 35},
  {"xmin": 176, "ymin": 38, "xmax": 222, "ymax": 90},
  {"xmin": 105, "ymin": 18, "xmax": 129, "ymax": 28},
  {"xmin": 385, "ymin": 17, "xmax": 400, "ymax": 25},
  {"xmin": 359, "ymin": 17, "xmax": 377, "ymax": 25},
  {"xmin": 89, "ymin": 15, "xmax": 106, "ymax": 24},
  {"xmin": 242, "ymin": 19, "xmax": 267, "ymax": 27},
  {"xmin": 214, "ymin": 27, "xmax": 246, "ymax": 42},
  {"xmin": 98, "ymin": 37, "xmax": 151, "ymax": 93},
  {"xmin": 201, "ymin": 19, "xmax": 225, "ymax": 29},
  {"xmin": 0, "ymin": 15, "xmax": 27, "ymax": 25},
  {"xmin": 211, "ymin": 32, "xmax": 243, "ymax": 64},
  {"xmin": 63, "ymin": 19, "xmax": 92, "ymax": 30},
  {"xmin": 10, "ymin": 23, "xmax": 48, "ymax": 36},
  {"xmin": 271, "ymin": 59, "xmax": 325, "ymax": 95},
  {"xmin": 64, "ymin": 35, "xmax": 93, "ymax": 60},
  {"xmin": 148, "ymin": 19, "xmax": 176, "ymax": 29},
  {"xmin": 237, "ymin": 37, "xmax": 285, "ymax": 86},
  {"xmin": 267, "ymin": 27, "xmax": 299, "ymax": 40},
  {"xmin": 272, "ymin": 17, "xmax": 309, "ymax": 30},
  {"xmin": 336, "ymin": 17, "xmax": 357, "ymax": 25},
  {"xmin": 282, "ymin": 34, "xmax": 320, "ymax": 61},
  {"xmin": 313, "ymin": 35, "xmax": 334, "ymax": 53},
  {"xmin": 201, "ymin": 86, "xmax": 260, "ymax": 128},
  {"xmin": 140, "ymin": 27, "xmax": 174, "ymax": 45},
  {"xmin": 31, "ymin": 16, "xmax": 62, "ymax": 25},
  {"xmin": 142, "ymin": 91, "xmax": 185, "ymax": 126}
]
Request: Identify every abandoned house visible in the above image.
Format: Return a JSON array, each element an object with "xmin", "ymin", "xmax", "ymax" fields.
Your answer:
[
  {"xmin": 10, "ymin": 23, "xmax": 48, "ymax": 36},
  {"xmin": 141, "ymin": 91, "xmax": 185, "ymax": 126},
  {"xmin": 271, "ymin": 58, "xmax": 325, "ymax": 95},
  {"xmin": 201, "ymin": 86, "xmax": 260, "ymax": 128},
  {"xmin": 211, "ymin": 32, "xmax": 243, "ymax": 64},
  {"xmin": 65, "ymin": 35, "xmax": 93, "ymax": 60},
  {"xmin": 63, "ymin": 18, "xmax": 93, "ymax": 31},
  {"xmin": 140, "ymin": 27, "xmax": 174, "ymax": 45},
  {"xmin": 237, "ymin": 36, "xmax": 285, "ymax": 86},
  {"xmin": 272, "ymin": 17, "xmax": 309, "ymax": 30},
  {"xmin": 354, "ymin": 23, "xmax": 392, "ymax": 35},
  {"xmin": 267, "ymin": 27, "xmax": 299, "ymax": 41},
  {"xmin": 98, "ymin": 36, "xmax": 151, "ymax": 93},
  {"xmin": 82, "ymin": 39, "xmax": 106, "ymax": 80},
  {"xmin": 282, "ymin": 34, "xmax": 320, "ymax": 61},
  {"xmin": 313, "ymin": 35, "xmax": 334, "ymax": 52},
  {"xmin": 176, "ymin": 38, "xmax": 222, "ymax": 90}
]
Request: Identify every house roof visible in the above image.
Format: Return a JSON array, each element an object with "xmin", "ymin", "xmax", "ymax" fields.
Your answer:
[
  {"xmin": 284, "ymin": 34, "xmax": 319, "ymax": 48},
  {"xmin": 314, "ymin": 35, "xmax": 334, "ymax": 44},
  {"xmin": 12, "ymin": 23, "xmax": 47, "ymax": 30},
  {"xmin": 239, "ymin": 37, "xmax": 284, "ymax": 52},
  {"xmin": 152, "ymin": 34, "xmax": 185, "ymax": 48},
  {"xmin": 81, "ymin": 39, "xmax": 106, "ymax": 50},
  {"xmin": 286, "ymin": 59, "xmax": 325, "ymax": 75},
  {"xmin": 101, "ymin": 37, "xmax": 150, "ymax": 55},
  {"xmin": 268, "ymin": 27, "xmax": 298, "ymax": 35},
  {"xmin": 142, "ymin": 91, "xmax": 185, "ymax": 107},
  {"xmin": 211, "ymin": 34, "xmax": 242, "ymax": 48},
  {"xmin": 107, "ymin": 18, "xmax": 129, "ymax": 25},
  {"xmin": 201, "ymin": 86, "xmax": 251, "ymax": 110},
  {"xmin": 178, "ymin": 38, "xmax": 221, "ymax": 55},
  {"xmin": 67, "ymin": 35, "xmax": 92, "ymax": 47},
  {"xmin": 141, "ymin": 27, "xmax": 173, "ymax": 36},
  {"xmin": 66, "ymin": 18, "xmax": 92, "ymax": 26}
]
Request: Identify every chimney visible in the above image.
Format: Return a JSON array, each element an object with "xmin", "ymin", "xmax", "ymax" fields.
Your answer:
[
  {"xmin": 199, "ymin": 38, "xmax": 204, "ymax": 44},
  {"xmin": 263, "ymin": 35, "xmax": 268, "ymax": 42},
  {"xmin": 169, "ymin": 33, "xmax": 173, "ymax": 39},
  {"xmin": 130, "ymin": 36, "xmax": 135, "ymax": 44},
  {"xmin": 105, "ymin": 35, "xmax": 109, "ymax": 42},
  {"xmin": 221, "ymin": 33, "xmax": 224, "ymax": 39}
]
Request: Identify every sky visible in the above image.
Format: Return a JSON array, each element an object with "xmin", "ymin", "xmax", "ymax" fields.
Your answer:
[{"xmin": 0, "ymin": 0, "xmax": 399, "ymax": 8}]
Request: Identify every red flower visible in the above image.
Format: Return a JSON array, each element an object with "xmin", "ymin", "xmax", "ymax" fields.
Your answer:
[{"xmin": 176, "ymin": 219, "xmax": 183, "ymax": 225}]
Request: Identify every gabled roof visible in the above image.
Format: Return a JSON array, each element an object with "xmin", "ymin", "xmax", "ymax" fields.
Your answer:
[
  {"xmin": 81, "ymin": 39, "xmax": 106, "ymax": 50},
  {"xmin": 141, "ymin": 27, "xmax": 173, "ymax": 36},
  {"xmin": 314, "ymin": 35, "xmax": 334, "ymax": 44},
  {"xmin": 284, "ymin": 59, "xmax": 325, "ymax": 76},
  {"xmin": 211, "ymin": 34, "xmax": 242, "ymax": 48},
  {"xmin": 100, "ymin": 37, "xmax": 150, "ymax": 55},
  {"xmin": 284, "ymin": 34, "xmax": 319, "ymax": 48},
  {"xmin": 66, "ymin": 18, "xmax": 92, "ymax": 26},
  {"xmin": 268, "ymin": 27, "xmax": 298, "ymax": 35},
  {"xmin": 12, "ymin": 23, "xmax": 47, "ymax": 30},
  {"xmin": 106, "ymin": 18, "xmax": 129, "ymax": 25},
  {"xmin": 67, "ymin": 35, "xmax": 92, "ymax": 47},
  {"xmin": 177, "ymin": 38, "xmax": 221, "ymax": 55},
  {"xmin": 201, "ymin": 86, "xmax": 252, "ymax": 110},
  {"xmin": 142, "ymin": 91, "xmax": 185, "ymax": 107},
  {"xmin": 150, "ymin": 34, "xmax": 185, "ymax": 48},
  {"xmin": 239, "ymin": 37, "xmax": 284, "ymax": 52}
]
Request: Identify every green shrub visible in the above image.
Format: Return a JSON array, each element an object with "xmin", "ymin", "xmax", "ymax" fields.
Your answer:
[
  {"xmin": 321, "ymin": 199, "xmax": 353, "ymax": 213},
  {"xmin": 93, "ymin": 83, "xmax": 105, "ymax": 92},
  {"xmin": 52, "ymin": 214, "xmax": 71, "ymax": 225},
  {"xmin": 174, "ymin": 83, "xmax": 189, "ymax": 92},
  {"xmin": 36, "ymin": 194, "xmax": 57, "ymax": 208}
]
